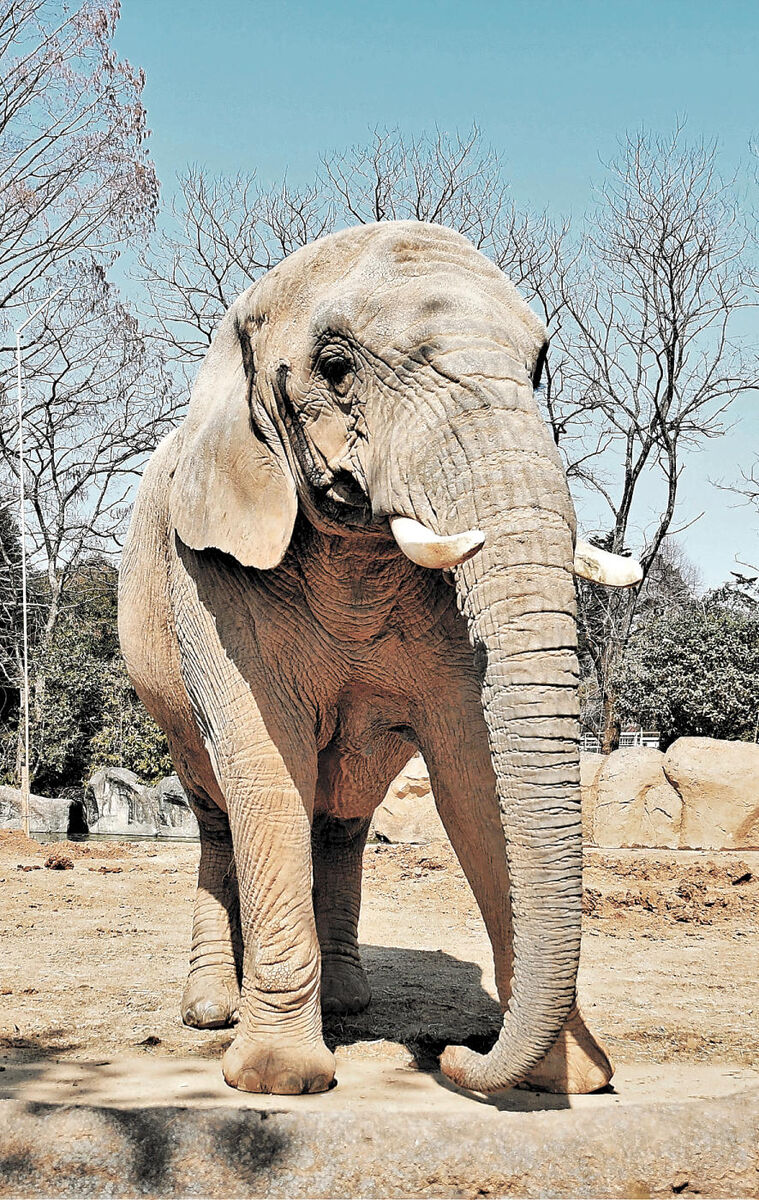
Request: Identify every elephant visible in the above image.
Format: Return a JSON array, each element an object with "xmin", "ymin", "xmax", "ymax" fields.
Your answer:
[{"xmin": 119, "ymin": 220, "xmax": 639, "ymax": 1097}]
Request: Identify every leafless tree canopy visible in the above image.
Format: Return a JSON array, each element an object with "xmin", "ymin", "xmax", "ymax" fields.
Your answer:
[
  {"xmin": 0, "ymin": 0, "xmax": 158, "ymax": 320},
  {"xmin": 559, "ymin": 128, "xmax": 756, "ymax": 567},
  {"xmin": 557, "ymin": 128, "xmax": 757, "ymax": 746},
  {"xmin": 139, "ymin": 169, "xmax": 334, "ymax": 364},
  {"xmin": 0, "ymin": 264, "xmax": 176, "ymax": 641},
  {"xmin": 138, "ymin": 128, "xmax": 568, "ymax": 384},
  {"xmin": 0, "ymin": 0, "xmax": 172, "ymax": 764},
  {"xmin": 0, "ymin": 0, "xmax": 168, "ymax": 612},
  {"xmin": 734, "ymin": 463, "xmax": 759, "ymax": 510},
  {"xmin": 324, "ymin": 127, "xmax": 507, "ymax": 240}
]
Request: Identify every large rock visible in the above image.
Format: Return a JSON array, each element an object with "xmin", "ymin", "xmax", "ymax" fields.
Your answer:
[
  {"xmin": 150, "ymin": 775, "xmax": 199, "ymax": 838},
  {"xmin": 0, "ymin": 785, "xmax": 80, "ymax": 835},
  {"xmin": 592, "ymin": 747, "xmax": 683, "ymax": 848},
  {"xmin": 580, "ymin": 752, "xmax": 605, "ymax": 844},
  {"xmin": 1, "ymin": 769, "xmax": 201, "ymax": 841},
  {"xmin": 375, "ymin": 749, "xmax": 655, "ymax": 849},
  {"xmin": 371, "ymin": 754, "xmax": 447, "ymax": 844},
  {"xmin": 664, "ymin": 737, "xmax": 759, "ymax": 850},
  {"xmin": 87, "ymin": 767, "xmax": 159, "ymax": 837}
]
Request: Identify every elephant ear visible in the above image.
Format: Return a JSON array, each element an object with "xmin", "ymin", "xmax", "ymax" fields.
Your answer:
[{"xmin": 169, "ymin": 304, "xmax": 297, "ymax": 570}]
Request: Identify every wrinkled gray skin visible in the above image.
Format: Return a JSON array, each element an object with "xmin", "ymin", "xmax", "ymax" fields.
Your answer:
[{"xmin": 119, "ymin": 222, "xmax": 613, "ymax": 1096}]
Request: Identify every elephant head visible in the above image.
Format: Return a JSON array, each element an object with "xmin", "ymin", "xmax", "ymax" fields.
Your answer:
[{"xmin": 169, "ymin": 221, "xmax": 637, "ymax": 1093}]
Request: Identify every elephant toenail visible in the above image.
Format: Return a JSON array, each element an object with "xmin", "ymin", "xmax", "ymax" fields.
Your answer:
[
  {"xmin": 308, "ymin": 1074, "xmax": 332, "ymax": 1093},
  {"xmin": 200, "ymin": 1004, "xmax": 226, "ymax": 1025},
  {"xmin": 236, "ymin": 1069, "xmax": 262, "ymax": 1092},
  {"xmin": 585, "ymin": 1066, "xmax": 611, "ymax": 1092},
  {"xmin": 273, "ymin": 1072, "xmax": 304, "ymax": 1095},
  {"xmin": 183, "ymin": 999, "xmax": 234, "ymax": 1029}
]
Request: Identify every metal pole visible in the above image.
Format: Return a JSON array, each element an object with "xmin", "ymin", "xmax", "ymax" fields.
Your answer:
[{"xmin": 15, "ymin": 290, "xmax": 61, "ymax": 838}]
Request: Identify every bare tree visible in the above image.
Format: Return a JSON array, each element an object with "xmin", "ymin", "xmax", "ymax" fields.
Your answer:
[
  {"xmin": 0, "ymin": 0, "xmax": 158, "ymax": 319},
  {"xmin": 725, "ymin": 140, "xmax": 759, "ymax": 529},
  {"xmin": 0, "ymin": 266, "xmax": 176, "ymax": 781},
  {"xmin": 560, "ymin": 127, "xmax": 757, "ymax": 748},
  {"xmin": 324, "ymin": 125, "xmax": 508, "ymax": 246},
  {"xmin": 139, "ymin": 169, "xmax": 333, "ymax": 368},
  {"xmin": 0, "ymin": 0, "xmax": 169, "ymax": 783},
  {"xmin": 139, "ymin": 127, "xmax": 565, "ymax": 393},
  {"xmin": 735, "ymin": 463, "xmax": 759, "ymax": 510},
  {"xmin": 0, "ymin": 265, "xmax": 176, "ymax": 655}
]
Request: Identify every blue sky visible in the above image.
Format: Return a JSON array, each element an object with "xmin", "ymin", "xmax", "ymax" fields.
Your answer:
[{"xmin": 115, "ymin": 0, "xmax": 759, "ymax": 585}]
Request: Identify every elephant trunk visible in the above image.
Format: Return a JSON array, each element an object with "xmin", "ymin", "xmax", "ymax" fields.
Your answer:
[
  {"xmin": 392, "ymin": 357, "xmax": 582, "ymax": 1093},
  {"xmin": 444, "ymin": 526, "xmax": 581, "ymax": 1092}
]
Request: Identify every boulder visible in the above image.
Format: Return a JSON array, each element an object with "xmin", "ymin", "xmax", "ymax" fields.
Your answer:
[
  {"xmin": 151, "ymin": 775, "xmax": 199, "ymax": 838},
  {"xmin": 663, "ymin": 737, "xmax": 759, "ymax": 850},
  {"xmin": 371, "ymin": 754, "xmax": 447, "ymax": 845},
  {"xmin": 592, "ymin": 747, "xmax": 683, "ymax": 849},
  {"xmin": 0, "ymin": 785, "xmax": 78, "ymax": 835},
  {"xmin": 580, "ymin": 752, "xmax": 606, "ymax": 844},
  {"xmin": 87, "ymin": 767, "xmax": 159, "ymax": 837},
  {"xmin": 374, "ymin": 750, "xmax": 636, "ymax": 848}
]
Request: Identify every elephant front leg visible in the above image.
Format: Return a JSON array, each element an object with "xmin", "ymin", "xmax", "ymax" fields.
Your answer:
[
  {"xmin": 221, "ymin": 747, "xmax": 335, "ymax": 1096},
  {"xmin": 312, "ymin": 814, "xmax": 373, "ymax": 1016},
  {"xmin": 181, "ymin": 792, "xmax": 242, "ymax": 1029}
]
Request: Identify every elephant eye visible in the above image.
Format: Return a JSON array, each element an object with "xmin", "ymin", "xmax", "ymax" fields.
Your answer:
[{"xmin": 317, "ymin": 350, "xmax": 354, "ymax": 397}]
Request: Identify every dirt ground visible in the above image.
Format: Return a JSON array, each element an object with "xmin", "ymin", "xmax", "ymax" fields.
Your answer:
[{"xmin": 1, "ymin": 830, "xmax": 758, "ymax": 1088}]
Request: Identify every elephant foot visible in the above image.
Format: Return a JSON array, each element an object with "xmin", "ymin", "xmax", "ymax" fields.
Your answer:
[
  {"xmin": 181, "ymin": 970, "xmax": 240, "ymax": 1029},
  {"xmin": 523, "ymin": 1004, "xmax": 614, "ymax": 1094},
  {"xmin": 320, "ymin": 955, "xmax": 371, "ymax": 1015},
  {"xmin": 222, "ymin": 1034, "xmax": 336, "ymax": 1094}
]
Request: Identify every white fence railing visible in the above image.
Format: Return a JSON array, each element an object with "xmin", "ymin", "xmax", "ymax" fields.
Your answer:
[{"xmin": 580, "ymin": 730, "xmax": 660, "ymax": 754}]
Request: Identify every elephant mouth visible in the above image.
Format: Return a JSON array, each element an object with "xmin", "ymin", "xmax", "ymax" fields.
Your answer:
[{"xmin": 315, "ymin": 470, "xmax": 375, "ymax": 529}]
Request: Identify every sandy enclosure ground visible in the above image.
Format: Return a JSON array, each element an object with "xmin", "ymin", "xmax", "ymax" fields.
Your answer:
[{"xmin": 1, "ymin": 830, "xmax": 758, "ymax": 1098}]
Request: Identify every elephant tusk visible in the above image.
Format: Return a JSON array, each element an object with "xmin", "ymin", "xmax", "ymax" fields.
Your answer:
[
  {"xmin": 573, "ymin": 540, "xmax": 643, "ymax": 588},
  {"xmin": 391, "ymin": 521, "xmax": 641, "ymax": 583},
  {"xmin": 389, "ymin": 516, "xmax": 485, "ymax": 569}
]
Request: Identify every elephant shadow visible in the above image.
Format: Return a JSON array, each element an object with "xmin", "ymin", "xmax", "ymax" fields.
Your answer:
[{"xmin": 323, "ymin": 944, "xmax": 572, "ymax": 1111}]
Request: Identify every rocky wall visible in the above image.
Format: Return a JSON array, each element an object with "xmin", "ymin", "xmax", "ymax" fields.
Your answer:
[{"xmin": 372, "ymin": 738, "xmax": 759, "ymax": 850}]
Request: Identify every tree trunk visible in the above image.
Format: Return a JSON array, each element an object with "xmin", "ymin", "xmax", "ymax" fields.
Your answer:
[{"xmin": 600, "ymin": 679, "xmax": 621, "ymax": 754}]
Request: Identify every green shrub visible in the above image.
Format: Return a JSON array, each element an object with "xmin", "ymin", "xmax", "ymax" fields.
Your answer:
[{"xmin": 617, "ymin": 585, "xmax": 759, "ymax": 748}]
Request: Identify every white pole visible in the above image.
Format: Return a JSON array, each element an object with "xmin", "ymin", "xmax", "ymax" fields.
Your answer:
[{"xmin": 15, "ymin": 290, "xmax": 61, "ymax": 838}]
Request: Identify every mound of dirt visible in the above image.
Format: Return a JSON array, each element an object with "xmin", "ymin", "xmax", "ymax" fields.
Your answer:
[
  {"xmin": 0, "ymin": 830, "xmax": 138, "ymax": 860},
  {"xmin": 586, "ymin": 853, "xmax": 753, "ymax": 885},
  {"xmin": 582, "ymin": 856, "xmax": 756, "ymax": 926}
]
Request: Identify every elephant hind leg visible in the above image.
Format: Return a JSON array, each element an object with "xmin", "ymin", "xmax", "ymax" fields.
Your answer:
[
  {"xmin": 181, "ymin": 789, "xmax": 242, "ymax": 1030},
  {"xmin": 312, "ymin": 813, "xmax": 373, "ymax": 1016},
  {"xmin": 313, "ymin": 735, "xmax": 412, "ymax": 1017}
]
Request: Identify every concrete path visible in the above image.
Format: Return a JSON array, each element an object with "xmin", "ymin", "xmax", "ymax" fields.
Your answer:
[{"xmin": 1, "ymin": 1048, "xmax": 757, "ymax": 1196}]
